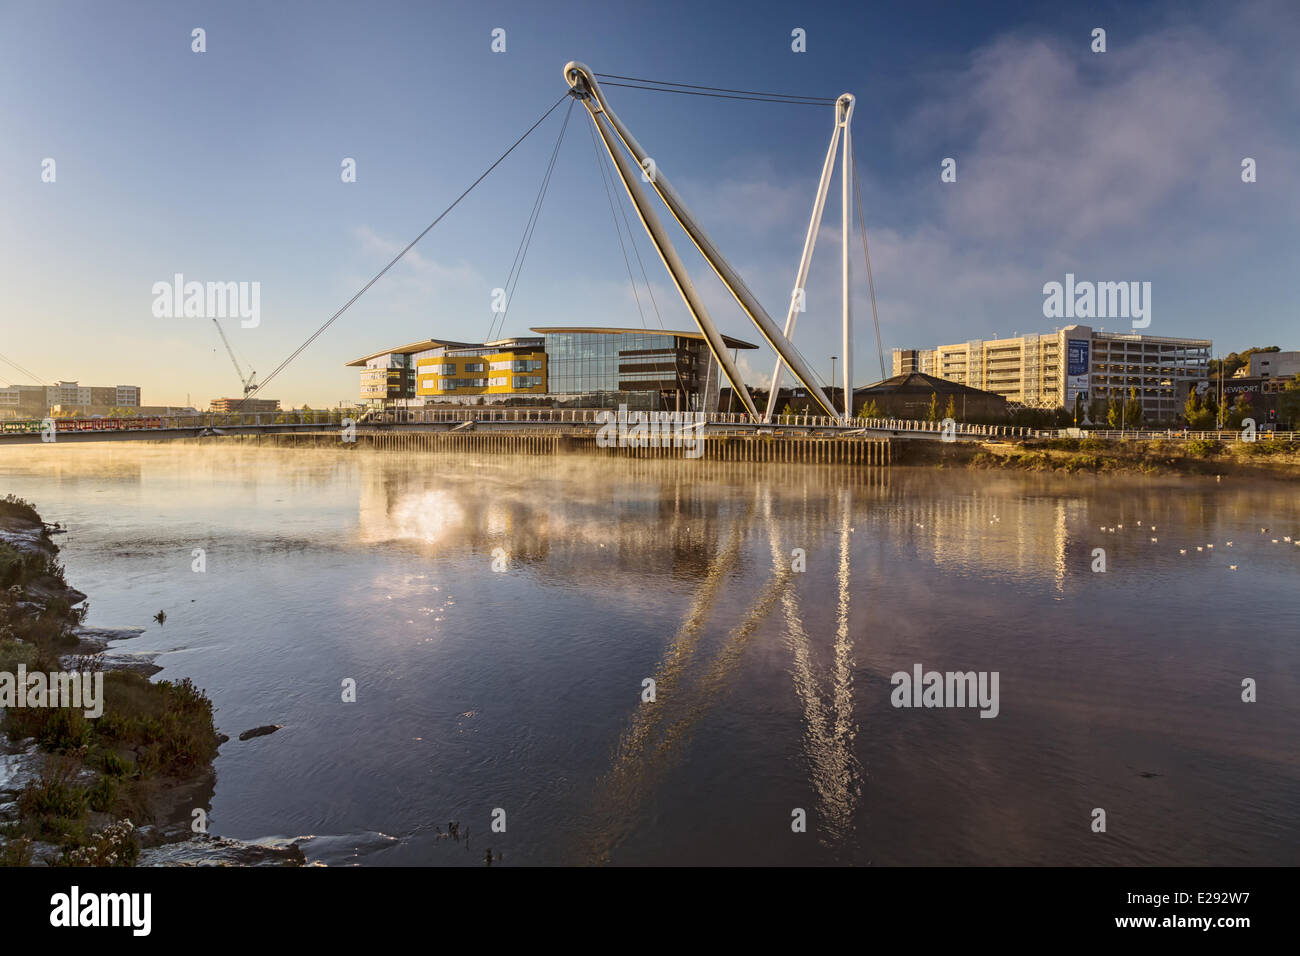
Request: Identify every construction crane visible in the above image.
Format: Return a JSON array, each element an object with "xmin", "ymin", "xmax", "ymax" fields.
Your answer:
[{"xmin": 211, "ymin": 318, "xmax": 258, "ymax": 396}]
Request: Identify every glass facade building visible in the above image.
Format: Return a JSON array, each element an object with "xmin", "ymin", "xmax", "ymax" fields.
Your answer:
[
  {"xmin": 536, "ymin": 327, "xmax": 755, "ymax": 411},
  {"xmin": 347, "ymin": 328, "xmax": 757, "ymax": 411}
]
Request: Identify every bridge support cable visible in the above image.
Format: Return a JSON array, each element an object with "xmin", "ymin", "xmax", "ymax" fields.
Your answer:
[
  {"xmin": 763, "ymin": 94, "xmax": 855, "ymax": 422},
  {"xmin": 585, "ymin": 113, "xmax": 699, "ymax": 407},
  {"xmin": 595, "ymin": 123, "xmax": 670, "ymax": 334},
  {"xmin": 0, "ymin": 352, "xmax": 50, "ymax": 387},
  {"xmin": 568, "ymin": 69, "xmax": 760, "ymax": 419},
  {"xmin": 763, "ymin": 104, "xmax": 843, "ymax": 422},
  {"xmin": 851, "ymin": 139, "xmax": 887, "ymax": 383},
  {"xmin": 487, "ymin": 96, "xmax": 576, "ymax": 344},
  {"xmin": 565, "ymin": 61, "xmax": 842, "ymax": 423},
  {"xmin": 234, "ymin": 91, "xmax": 572, "ymax": 412},
  {"xmin": 584, "ymin": 108, "xmax": 653, "ymax": 331},
  {"xmin": 592, "ymin": 73, "xmax": 837, "ymax": 107}
]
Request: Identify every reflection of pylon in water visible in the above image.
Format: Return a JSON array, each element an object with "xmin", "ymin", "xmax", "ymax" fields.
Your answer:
[{"xmin": 766, "ymin": 488, "xmax": 862, "ymax": 850}]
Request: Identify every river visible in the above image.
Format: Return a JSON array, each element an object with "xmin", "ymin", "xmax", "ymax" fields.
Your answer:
[{"xmin": 2, "ymin": 442, "xmax": 1296, "ymax": 865}]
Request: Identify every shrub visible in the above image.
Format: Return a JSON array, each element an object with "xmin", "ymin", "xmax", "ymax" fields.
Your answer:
[
  {"xmin": 1238, "ymin": 438, "xmax": 1288, "ymax": 457},
  {"xmin": 59, "ymin": 820, "xmax": 139, "ymax": 868},
  {"xmin": 17, "ymin": 755, "xmax": 89, "ymax": 837},
  {"xmin": 86, "ymin": 775, "xmax": 119, "ymax": 813},
  {"xmin": 0, "ymin": 836, "xmax": 34, "ymax": 866},
  {"xmin": 99, "ymin": 750, "xmax": 137, "ymax": 779},
  {"xmin": 0, "ymin": 495, "xmax": 40, "ymax": 524},
  {"xmin": 96, "ymin": 674, "xmax": 219, "ymax": 777}
]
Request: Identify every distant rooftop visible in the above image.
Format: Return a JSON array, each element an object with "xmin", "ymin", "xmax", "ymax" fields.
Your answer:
[
  {"xmin": 346, "ymin": 327, "xmax": 761, "ymax": 367},
  {"xmin": 529, "ymin": 326, "xmax": 759, "ymax": 350},
  {"xmin": 344, "ymin": 338, "xmax": 479, "ymax": 367},
  {"xmin": 855, "ymin": 371, "xmax": 1004, "ymax": 397}
]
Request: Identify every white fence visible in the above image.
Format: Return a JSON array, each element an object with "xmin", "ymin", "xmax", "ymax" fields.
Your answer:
[{"xmin": 45, "ymin": 407, "xmax": 1296, "ymax": 444}]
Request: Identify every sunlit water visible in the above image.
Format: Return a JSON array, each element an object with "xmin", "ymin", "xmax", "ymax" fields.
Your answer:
[{"xmin": 2, "ymin": 442, "xmax": 1297, "ymax": 866}]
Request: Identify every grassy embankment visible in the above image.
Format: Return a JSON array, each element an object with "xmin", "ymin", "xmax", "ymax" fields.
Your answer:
[
  {"xmin": 901, "ymin": 436, "xmax": 1300, "ymax": 478},
  {"xmin": 0, "ymin": 494, "xmax": 221, "ymax": 866}
]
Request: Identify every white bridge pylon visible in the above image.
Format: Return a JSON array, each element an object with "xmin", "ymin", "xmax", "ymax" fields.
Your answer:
[
  {"xmin": 765, "ymin": 93, "xmax": 855, "ymax": 423},
  {"xmin": 564, "ymin": 61, "xmax": 844, "ymax": 424}
]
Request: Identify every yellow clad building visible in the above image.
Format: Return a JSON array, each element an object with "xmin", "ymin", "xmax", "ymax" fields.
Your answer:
[{"xmin": 414, "ymin": 337, "xmax": 547, "ymax": 398}]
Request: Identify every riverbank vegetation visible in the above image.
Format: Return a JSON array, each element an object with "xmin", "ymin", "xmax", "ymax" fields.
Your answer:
[
  {"xmin": 952, "ymin": 436, "xmax": 1300, "ymax": 477},
  {"xmin": 0, "ymin": 496, "xmax": 222, "ymax": 866}
]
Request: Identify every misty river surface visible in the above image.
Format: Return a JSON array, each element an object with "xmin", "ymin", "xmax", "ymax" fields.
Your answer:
[{"xmin": 2, "ymin": 442, "xmax": 1297, "ymax": 866}]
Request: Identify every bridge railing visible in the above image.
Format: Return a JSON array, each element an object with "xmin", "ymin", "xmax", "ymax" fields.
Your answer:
[
  {"xmin": 1060, "ymin": 428, "xmax": 1297, "ymax": 442},
  {"xmin": 366, "ymin": 407, "xmax": 1052, "ymax": 436},
  {"xmin": 39, "ymin": 408, "xmax": 1291, "ymax": 443}
]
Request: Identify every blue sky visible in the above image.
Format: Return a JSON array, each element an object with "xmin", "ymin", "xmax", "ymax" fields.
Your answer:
[{"xmin": 1, "ymin": 0, "xmax": 1297, "ymax": 407}]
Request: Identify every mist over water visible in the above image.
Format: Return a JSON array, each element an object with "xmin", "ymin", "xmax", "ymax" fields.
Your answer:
[{"xmin": 3, "ymin": 442, "xmax": 1296, "ymax": 865}]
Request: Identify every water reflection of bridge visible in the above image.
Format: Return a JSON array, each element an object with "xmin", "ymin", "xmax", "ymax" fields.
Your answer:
[{"xmin": 355, "ymin": 454, "xmax": 1110, "ymax": 859}]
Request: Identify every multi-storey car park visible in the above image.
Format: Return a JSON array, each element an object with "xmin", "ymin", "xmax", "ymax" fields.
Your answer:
[{"xmin": 892, "ymin": 323, "xmax": 1212, "ymax": 423}]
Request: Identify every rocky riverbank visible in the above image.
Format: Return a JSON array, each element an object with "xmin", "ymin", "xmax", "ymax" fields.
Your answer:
[{"xmin": 0, "ymin": 495, "xmax": 303, "ymax": 866}]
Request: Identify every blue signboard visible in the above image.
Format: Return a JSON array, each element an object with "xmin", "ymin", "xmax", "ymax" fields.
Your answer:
[
  {"xmin": 1067, "ymin": 340, "xmax": 1089, "ymax": 376},
  {"xmin": 1066, "ymin": 339, "xmax": 1090, "ymax": 404}
]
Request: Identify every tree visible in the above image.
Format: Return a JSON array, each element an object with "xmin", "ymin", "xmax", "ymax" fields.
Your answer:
[
  {"xmin": 1106, "ymin": 400, "xmax": 1120, "ymax": 429},
  {"xmin": 1087, "ymin": 398, "xmax": 1106, "ymax": 427},
  {"xmin": 858, "ymin": 399, "xmax": 881, "ymax": 419},
  {"xmin": 1183, "ymin": 390, "xmax": 1215, "ymax": 430},
  {"xmin": 1277, "ymin": 376, "xmax": 1300, "ymax": 429},
  {"xmin": 1208, "ymin": 346, "xmax": 1280, "ymax": 380},
  {"xmin": 1226, "ymin": 391, "xmax": 1253, "ymax": 429},
  {"xmin": 1124, "ymin": 388, "xmax": 1143, "ymax": 429},
  {"xmin": 943, "ymin": 395, "xmax": 957, "ymax": 422},
  {"xmin": 926, "ymin": 392, "xmax": 939, "ymax": 422},
  {"xmin": 781, "ymin": 401, "xmax": 795, "ymax": 418}
]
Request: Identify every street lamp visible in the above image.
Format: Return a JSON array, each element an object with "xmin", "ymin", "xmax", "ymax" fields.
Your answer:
[{"xmin": 830, "ymin": 356, "xmax": 837, "ymax": 412}]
